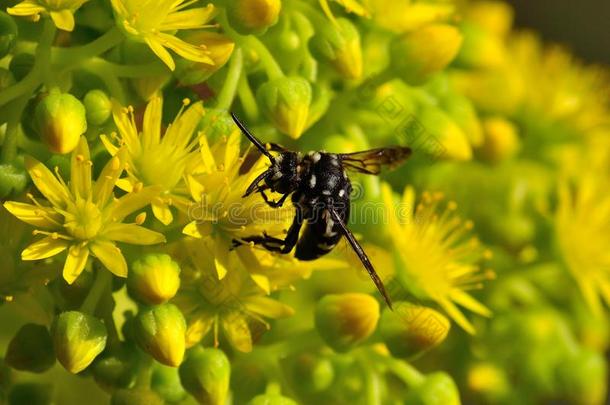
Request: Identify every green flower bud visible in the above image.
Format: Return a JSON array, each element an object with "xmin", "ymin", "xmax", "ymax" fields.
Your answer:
[
  {"xmin": 0, "ymin": 12, "xmax": 18, "ymax": 59},
  {"xmin": 5, "ymin": 323, "xmax": 55, "ymax": 373},
  {"xmin": 52, "ymin": 311, "xmax": 107, "ymax": 374},
  {"xmin": 416, "ymin": 105, "xmax": 472, "ymax": 161},
  {"xmin": 8, "ymin": 383, "xmax": 53, "ymax": 405},
  {"xmin": 179, "ymin": 346, "xmax": 230, "ymax": 405},
  {"xmin": 0, "ymin": 160, "xmax": 28, "ymax": 199},
  {"xmin": 226, "ymin": 0, "xmax": 281, "ymax": 35},
  {"xmin": 83, "ymin": 89, "xmax": 112, "ymax": 126},
  {"xmin": 478, "ymin": 117, "xmax": 520, "ymax": 163},
  {"xmin": 291, "ymin": 353, "xmax": 334, "ymax": 394},
  {"xmin": 314, "ymin": 293, "xmax": 379, "ymax": 352},
  {"xmin": 35, "ymin": 89, "xmax": 87, "ymax": 154},
  {"xmin": 196, "ymin": 109, "xmax": 235, "ymax": 143},
  {"xmin": 257, "ymin": 76, "xmax": 312, "ymax": 139},
  {"xmin": 556, "ymin": 348, "xmax": 607, "ymax": 405},
  {"xmin": 176, "ymin": 32, "xmax": 234, "ymax": 86},
  {"xmin": 310, "ymin": 18, "xmax": 362, "ymax": 80},
  {"xmin": 404, "ymin": 372, "xmax": 461, "ymax": 405},
  {"xmin": 134, "ymin": 304, "xmax": 186, "ymax": 367},
  {"xmin": 248, "ymin": 393, "xmax": 298, "ymax": 405},
  {"xmin": 8, "ymin": 53, "xmax": 34, "ymax": 82},
  {"xmin": 151, "ymin": 364, "xmax": 188, "ymax": 403},
  {"xmin": 92, "ymin": 345, "xmax": 138, "ymax": 391},
  {"xmin": 379, "ymin": 303, "xmax": 450, "ymax": 359},
  {"xmin": 467, "ymin": 362, "xmax": 509, "ymax": 402},
  {"xmin": 128, "ymin": 254, "xmax": 181, "ymax": 305},
  {"xmin": 455, "ymin": 22, "xmax": 506, "ymax": 69},
  {"xmin": 110, "ymin": 388, "xmax": 165, "ymax": 405},
  {"xmin": 390, "ymin": 24, "xmax": 463, "ymax": 85}
]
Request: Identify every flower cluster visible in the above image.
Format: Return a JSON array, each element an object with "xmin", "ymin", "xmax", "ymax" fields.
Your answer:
[{"xmin": 0, "ymin": 0, "xmax": 608, "ymax": 404}]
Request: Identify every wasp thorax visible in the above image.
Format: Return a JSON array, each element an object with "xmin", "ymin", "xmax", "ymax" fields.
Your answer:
[{"xmin": 266, "ymin": 152, "xmax": 301, "ymax": 194}]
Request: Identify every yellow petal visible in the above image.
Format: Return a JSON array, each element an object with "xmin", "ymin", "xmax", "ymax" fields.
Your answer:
[
  {"xmin": 183, "ymin": 221, "xmax": 204, "ymax": 238},
  {"xmin": 63, "ymin": 244, "xmax": 90, "ymax": 284},
  {"xmin": 152, "ymin": 199, "xmax": 173, "ymax": 225},
  {"xmin": 50, "ymin": 10, "xmax": 75, "ymax": 31},
  {"xmin": 105, "ymin": 185, "xmax": 162, "ymax": 222},
  {"xmin": 450, "ymin": 289, "xmax": 492, "ymax": 317},
  {"xmin": 142, "ymin": 95, "xmax": 163, "ymax": 149},
  {"xmin": 163, "ymin": 101, "xmax": 205, "ymax": 149},
  {"xmin": 221, "ymin": 311, "xmax": 252, "ymax": 352},
  {"xmin": 438, "ymin": 296, "xmax": 475, "ymax": 335},
  {"xmin": 198, "ymin": 136, "xmax": 216, "ymax": 173},
  {"xmin": 156, "ymin": 33, "xmax": 214, "ymax": 65},
  {"xmin": 25, "ymin": 156, "xmax": 71, "ymax": 208},
  {"xmin": 250, "ymin": 274, "xmax": 270, "ymax": 294},
  {"xmin": 93, "ymin": 148, "xmax": 127, "ymax": 207},
  {"xmin": 159, "ymin": 5, "xmax": 217, "ymax": 31},
  {"xmin": 7, "ymin": 1, "xmax": 45, "ymax": 16},
  {"xmin": 145, "ymin": 37, "xmax": 176, "ymax": 71},
  {"xmin": 22, "ymin": 237, "xmax": 69, "ymax": 260},
  {"xmin": 70, "ymin": 137, "xmax": 92, "ymax": 199},
  {"xmin": 100, "ymin": 134, "xmax": 119, "ymax": 156},
  {"xmin": 3, "ymin": 201, "xmax": 61, "ymax": 229},
  {"xmin": 102, "ymin": 223, "xmax": 166, "ymax": 245},
  {"xmin": 244, "ymin": 296, "xmax": 294, "ymax": 319},
  {"xmin": 90, "ymin": 240, "xmax": 127, "ymax": 278},
  {"xmin": 185, "ymin": 313, "xmax": 215, "ymax": 348}
]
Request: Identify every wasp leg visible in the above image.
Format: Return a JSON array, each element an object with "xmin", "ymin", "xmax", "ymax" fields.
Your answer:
[
  {"xmin": 233, "ymin": 211, "xmax": 303, "ymax": 254},
  {"xmin": 259, "ymin": 189, "xmax": 289, "ymax": 208}
]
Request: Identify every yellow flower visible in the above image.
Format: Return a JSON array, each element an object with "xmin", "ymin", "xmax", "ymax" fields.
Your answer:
[
  {"xmin": 101, "ymin": 96, "xmax": 205, "ymax": 225},
  {"xmin": 555, "ymin": 175, "xmax": 610, "ymax": 315},
  {"xmin": 110, "ymin": 0, "xmax": 217, "ymax": 70},
  {"xmin": 319, "ymin": 0, "xmax": 370, "ymax": 25},
  {"xmin": 381, "ymin": 184, "xmax": 493, "ymax": 334},
  {"xmin": 7, "ymin": 0, "xmax": 87, "ymax": 31},
  {"xmin": 173, "ymin": 239, "xmax": 294, "ymax": 353},
  {"xmin": 3, "ymin": 137, "xmax": 165, "ymax": 284}
]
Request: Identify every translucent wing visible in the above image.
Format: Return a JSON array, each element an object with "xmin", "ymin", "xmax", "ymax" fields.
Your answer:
[
  {"xmin": 339, "ymin": 146, "xmax": 412, "ymax": 175},
  {"xmin": 328, "ymin": 207, "xmax": 393, "ymax": 309}
]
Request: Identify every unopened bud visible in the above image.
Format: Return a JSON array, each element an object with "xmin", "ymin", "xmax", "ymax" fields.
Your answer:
[
  {"xmin": 151, "ymin": 364, "xmax": 188, "ymax": 403},
  {"xmin": 134, "ymin": 303, "xmax": 186, "ymax": 367},
  {"xmin": 310, "ymin": 18, "xmax": 362, "ymax": 80},
  {"xmin": 467, "ymin": 362, "xmax": 509, "ymax": 401},
  {"xmin": 556, "ymin": 348, "xmax": 607, "ymax": 405},
  {"xmin": 35, "ymin": 89, "xmax": 87, "ymax": 154},
  {"xmin": 390, "ymin": 24, "xmax": 462, "ymax": 85},
  {"xmin": 84, "ymin": 89, "xmax": 112, "ymax": 126},
  {"xmin": 128, "ymin": 254, "xmax": 181, "ymax": 305},
  {"xmin": 417, "ymin": 105, "xmax": 472, "ymax": 161},
  {"xmin": 257, "ymin": 76, "xmax": 312, "ymax": 139},
  {"xmin": 0, "ymin": 160, "xmax": 28, "ymax": 199},
  {"xmin": 5, "ymin": 323, "xmax": 55, "ymax": 373},
  {"xmin": 314, "ymin": 293, "xmax": 379, "ymax": 352},
  {"xmin": 379, "ymin": 303, "xmax": 450, "ymax": 359},
  {"xmin": 176, "ymin": 32, "xmax": 234, "ymax": 86},
  {"xmin": 52, "ymin": 311, "xmax": 107, "ymax": 374},
  {"xmin": 179, "ymin": 346, "xmax": 230, "ymax": 405},
  {"xmin": 291, "ymin": 354, "xmax": 334, "ymax": 394},
  {"xmin": 455, "ymin": 22, "xmax": 506, "ymax": 69},
  {"xmin": 226, "ymin": 0, "xmax": 282, "ymax": 35},
  {"xmin": 110, "ymin": 388, "xmax": 165, "ymax": 405},
  {"xmin": 478, "ymin": 117, "xmax": 520, "ymax": 163},
  {"xmin": 92, "ymin": 345, "xmax": 138, "ymax": 391},
  {"xmin": 404, "ymin": 372, "xmax": 461, "ymax": 405}
]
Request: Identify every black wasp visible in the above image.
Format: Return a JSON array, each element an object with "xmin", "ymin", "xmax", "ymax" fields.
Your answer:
[{"xmin": 231, "ymin": 113, "xmax": 411, "ymax": 308}]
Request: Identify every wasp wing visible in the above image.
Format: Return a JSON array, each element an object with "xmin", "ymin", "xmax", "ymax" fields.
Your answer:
[
  {"xmin": 339, "ymin": 146, "xmax": 412, "ymax": 175},
  {"xmin": 328, "ymin": 207, "xmax": 393, "ymax": 309}
]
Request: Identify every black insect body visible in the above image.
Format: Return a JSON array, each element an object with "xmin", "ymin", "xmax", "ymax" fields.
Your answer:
[{"xmin": 231, "ymin": 113, "xmax": 412, "ymax": 308}]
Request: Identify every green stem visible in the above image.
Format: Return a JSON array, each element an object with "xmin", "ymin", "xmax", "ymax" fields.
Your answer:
[
  {"xmin": 83, "ymin": 58, "xmax": 167, "ymax": 78},
  {"xmin": 80, "ymin": 268, "xmax": 113, "ymax": 314},
  {"xmin": 135, "ymin": 356, "xmax": 154, "ymax": 388},
  {"xmin": 57, "ymin": 27, "xmax": 123, "ymax": 66},
  {"xmin": 0, "ymin": 95, "xmax": 29, "ymax": 163},
  {"xmin": 237, "ymin": 71, "xmax": 259, "ymax": 120},
  {"xmin": 215, "ymin": 47, "xmax": 243, "ymax": 110}
]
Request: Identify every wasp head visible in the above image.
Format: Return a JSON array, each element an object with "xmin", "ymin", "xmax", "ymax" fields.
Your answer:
[{"xmin": 265, "ymin": 151, "xmax": 301, "ymax": 194}]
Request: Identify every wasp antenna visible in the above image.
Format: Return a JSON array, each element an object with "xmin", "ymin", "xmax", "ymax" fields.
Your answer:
[{"xmin": 231, "ymin": 112, "xmax": 275, "ymax": 161}]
